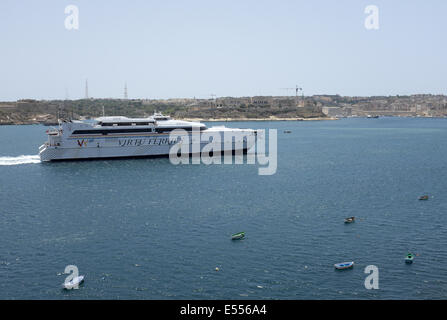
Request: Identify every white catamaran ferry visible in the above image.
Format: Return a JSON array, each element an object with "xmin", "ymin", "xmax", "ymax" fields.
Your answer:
[{"xmin": 39, "ymin": 113, "xmax": 256, "ymax": 162}]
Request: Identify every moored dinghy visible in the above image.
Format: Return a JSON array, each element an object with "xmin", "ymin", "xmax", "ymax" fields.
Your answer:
[
  {"xmin": 231, "ymin": 232, "xmax": 245, "ymax": 240},
  {"xmin": 405, "ymin": 253, "xmax": 415, "ymax": 264},
  {"xmin": 344, "ymin": 217, "xmax": 355, "ymax": 223},
  {"xmin": 334, "ymin": 261, "xmax": 354, "ymax": 270},
  {"xmin": 419, "ymin": 195, "xmax": 429, "ymax": 200}
]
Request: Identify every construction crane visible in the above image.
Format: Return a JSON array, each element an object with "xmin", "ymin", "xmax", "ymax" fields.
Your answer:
[{"xmin": 279, "ymin": 85, "xmax": 304, "ymax": 107}]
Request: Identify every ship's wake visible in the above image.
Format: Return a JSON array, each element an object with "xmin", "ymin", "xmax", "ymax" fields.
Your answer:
[{"xmin": 0, "ymin": 155, "xmax": 41, "ymax": 166}]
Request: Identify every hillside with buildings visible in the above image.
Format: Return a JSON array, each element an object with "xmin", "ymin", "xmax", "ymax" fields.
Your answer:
[{"xmin": 1, "ymin": 94, "xmax": 447, "ymax": 125}]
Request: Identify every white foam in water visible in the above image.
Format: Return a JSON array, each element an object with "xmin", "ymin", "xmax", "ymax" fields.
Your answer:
[{"xmin": 0, "ymin": 155, "xmax": 41, "ymax": 166}]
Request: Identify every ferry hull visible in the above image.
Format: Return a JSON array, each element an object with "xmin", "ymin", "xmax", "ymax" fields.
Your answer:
[{"xmin": 39, "ymin": 132, "xmax": 256, "ymax": 162}]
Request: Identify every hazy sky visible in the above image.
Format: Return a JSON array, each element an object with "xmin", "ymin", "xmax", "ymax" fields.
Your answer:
[{"xmin": 1, "ymin": 0, "xmax": 446, "ymax": 100}]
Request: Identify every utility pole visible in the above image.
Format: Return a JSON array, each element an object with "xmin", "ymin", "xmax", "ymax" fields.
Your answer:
[
  {"xmin": 124, "ymin": 82, "xmax": 128, "ymax": 100},
  {"xmin": 210, "ymin": 94, "xmax": 217, "ymax": 107},
  {"xmin": 85, "ymin": 79, "xmax": 89, "ymax": 99}
]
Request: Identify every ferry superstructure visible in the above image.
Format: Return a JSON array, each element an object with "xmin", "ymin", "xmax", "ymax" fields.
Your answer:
[{"xmin": 38, "ymin": 113, "xmax": 256, "ymax": 162}]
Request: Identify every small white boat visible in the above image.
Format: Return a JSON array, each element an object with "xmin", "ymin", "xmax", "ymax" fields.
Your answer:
[
  {"xmin": 62, "ymin": 275, "xmax": 84, "ymax": 290},
  {"xmin": 334, "ymin": 262, "xmax": 354, "ymax": 270}
]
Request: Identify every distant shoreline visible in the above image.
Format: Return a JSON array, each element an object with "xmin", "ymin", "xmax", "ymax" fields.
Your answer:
[
  {"xmin": 180, "ymin": 117, "xmax": 338, "ymax": 122},
  {"xmin": 3, "ymin": 115, "xmax": 447, "ymax": 126},
  {"xmin": 0, "ymin": 117, "xmax": 338, "ymax": 125}
]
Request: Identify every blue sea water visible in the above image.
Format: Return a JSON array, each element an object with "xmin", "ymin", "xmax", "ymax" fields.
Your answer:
[{"xmin": 1, "ymin": 117, "xmax": 447, "ymax": 299}]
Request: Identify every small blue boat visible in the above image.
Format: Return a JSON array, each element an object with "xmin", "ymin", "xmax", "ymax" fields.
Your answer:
[{"xmin": 334, "ymin": 261, "xmax": 354, "ymax": 270}]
